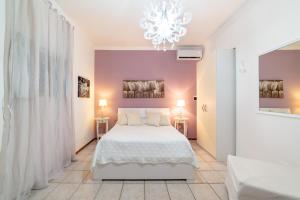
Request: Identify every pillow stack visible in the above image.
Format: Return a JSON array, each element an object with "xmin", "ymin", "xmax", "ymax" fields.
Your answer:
[
  {"xmin": 127, "ymin": 112, "xmax": 143, "ymax": 126},
  {"xmin": 117, "ymin": 111, "xmax": 170, "ymax": 126},
  {"xmin": 146, "ymin": 112, "xmax": 161, "ymax": 126},
  {"xmin": 117, "ymin": 112, "xmax": 127, "ymax": 125},
  {"xmin": 159, "ymin": 114, "xmax": 171, "ymax": 126}
]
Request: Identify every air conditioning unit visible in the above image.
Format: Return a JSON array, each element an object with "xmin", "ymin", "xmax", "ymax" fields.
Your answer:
[{"xmin": 176, "ymin": 47, "xmax": 203, "ymax": 61}]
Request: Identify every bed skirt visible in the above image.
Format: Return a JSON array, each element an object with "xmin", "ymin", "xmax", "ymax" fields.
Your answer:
[{"xmin": 92, "ymin": 163, "xmax": 196, "ymax": 180}]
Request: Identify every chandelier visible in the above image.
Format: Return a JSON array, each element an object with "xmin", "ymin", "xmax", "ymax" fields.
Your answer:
[{"xmin": 140, "ymin": 0, "xmax": 192, "ymax": 51}]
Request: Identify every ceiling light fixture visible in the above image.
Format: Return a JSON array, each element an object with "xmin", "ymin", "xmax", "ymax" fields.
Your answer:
[{"xmin": 140, "ymin": 0, "xmax": 192, "ymax": 51}]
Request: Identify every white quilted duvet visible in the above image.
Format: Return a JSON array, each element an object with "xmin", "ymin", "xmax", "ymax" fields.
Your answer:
[{"xmin": 92, "ymin": 125, "xmax": 198, "ymax": 167}]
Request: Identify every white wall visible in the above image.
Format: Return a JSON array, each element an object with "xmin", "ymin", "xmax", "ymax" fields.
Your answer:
[
  {"xmin": 0, "ymin": 0, "xmax": 5, "ymax": 151},
  {"xmin": 73, "ymin": 27, "xmax": 95, "ymax": 151},
  {"xmin": 200, "ymin": 0, "xmax": 300, "ymax": 165}
]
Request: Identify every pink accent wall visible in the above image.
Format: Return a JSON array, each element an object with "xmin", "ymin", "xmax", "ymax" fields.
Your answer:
[
  {"xmin": 259, "ymin": 50, "xmax": 300, "ymax": 113},
  {"xmin": 95, "ymin": 50, "xmax": 197, "ymax": 139}
]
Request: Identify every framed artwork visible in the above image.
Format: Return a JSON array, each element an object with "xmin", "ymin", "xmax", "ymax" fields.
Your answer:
[
  {"xmin": 78, "ymin": 76, "xmax": 90, "ymax": 98},
  {"xmin": 259, "ymin": 80, "xmax": 284, "ymax": 98},
  {"xmin": 122, "ymin": 80, "xmax": 164, "ymax": 98}
]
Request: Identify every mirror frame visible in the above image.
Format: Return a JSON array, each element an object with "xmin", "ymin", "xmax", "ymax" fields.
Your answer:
[{"xmin": 256, "ymin": 38, "xmax": 300, "ymax": 119}]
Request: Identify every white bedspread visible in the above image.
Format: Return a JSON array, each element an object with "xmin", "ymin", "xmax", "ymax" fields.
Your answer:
[{"xmin": 92, "ymin": 125, "xmax": 198, "ymax": 167}]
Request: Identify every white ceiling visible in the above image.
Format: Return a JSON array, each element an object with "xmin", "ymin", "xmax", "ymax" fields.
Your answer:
[{"xmin": 56, "ymin": 0, "xmax": 246, "ymax": 48}]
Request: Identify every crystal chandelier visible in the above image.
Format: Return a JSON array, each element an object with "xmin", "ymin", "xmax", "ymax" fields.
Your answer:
[{"xmin": 140, "ymin": 0, "xmax": 192, "ymax": 51}]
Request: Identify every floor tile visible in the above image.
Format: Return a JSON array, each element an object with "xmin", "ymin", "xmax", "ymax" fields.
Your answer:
[
  {"xmin": 85, "ymin": 144, "xmax": 96, "ymax": 150},
  {"xmin": 76, "ymin": 151, "xmax": 92, "ymax": 158},
  {"xmin": 200, "ymin": 154, "xmax": 216, "ymax": 162},
  {"xmin": 211, "ymin": 184, "xmax": 228, "ymax": 200},
  {"xmin": 72, "ymin": 162, "xmax": 91, "ymax": 171},
  {"xmin": 218, "ymin": 171, "xmax": 228, "ymax": 179},
  {"xmin": 200, "ymin": 171, "xmax": 225, "ymax": 183},
  {"xmin": 95, "ymin": 183, "xmax": 123, "ymax": 200},
  {"xmin": 208, "ymin": 162, "xmax": 227, "ymax": 171},
  {"xmin": 191, "ymin": 145, "xmax": 201, "ymax": 150},
  {"xmin": 167, "ymin": 184, "xmax": 195, "ymax": 200},
  {"xmin": 195, "ymin": 155, "xmax": 205, "ymax": 162},
  {"xmin": 62, "ymin": 171, "xmax": 89, "ymax": 183},
  {"xmin": 70, "ymin": 184, "xmax": 100, "ymax": 200},
  {"xmin": 196, "ymin": 150, "xmax": 210, "ymax": 156},
  {"xmin": 120, "ymin": 184, "xmax": 144, "ymax": 200},
  {"xmin": 189, "ymin": 184, "xmax": 219, "ymax": 200},
  {"xmin": 82, "ymin": 154, "xmax": 94, "ymax": 162},
  {"xmin": 41, "ymin": 140, "xmax": 228, "ymax": 200},
  {"xmin": 83, "ymin": 172, "xmax": 101, "ymax": 184},
  {"xmin": 45, "ymin": 183, "xmax": 80, "ymax": 200},
  {"xmin": 198, "ymin": 162, "xmax": 214, "ymax": 171},
  {"xmin": 145, "ymin": 184, "xmax": 170, "ymax": 200},
  {"xmin": 80, "ymin": 148, "xmax": 95, "ymax": 154},
  {"xmin": 29, "ymin": 183, "xmax": 58, "ymax": 200},
  {"xmin": 65, "ymin": 162, "xmax": 80, "ymax": 170},
  {"xmin": 187, "ymin": 171, "xmax": 206, "ymax": 184},
  {"xmin": 49, "ymin": 171, "xmax": 72, "ymax": 183},
  {"xmin": 76, "ymin": 153, "xmax": 93, "ymax": 162}
]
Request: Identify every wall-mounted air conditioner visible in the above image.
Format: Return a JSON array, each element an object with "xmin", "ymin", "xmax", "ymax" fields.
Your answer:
[{"xmin": 176, "ymin": 46, "xmax": 203, "ymax": 61}]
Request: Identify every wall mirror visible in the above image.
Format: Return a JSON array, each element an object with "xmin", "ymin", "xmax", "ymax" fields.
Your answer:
[{"xmin": 259, "ymin": 40, "xmax": 300, "ymax": 115}]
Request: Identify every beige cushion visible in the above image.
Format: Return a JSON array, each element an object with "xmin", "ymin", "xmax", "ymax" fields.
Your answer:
[
  {"xmin": 127, "ymin": 112, "xmax": 143, "ymax": 126},
  {"xmin": 117, "ymin": 112, "xmax": 127, "ymax": 125},
  {"xmin": 146, "ymin": 112, "xmax": 161, "ymax": 127},
  {"xmin": 160, "ymin": 114, "xmax": 171, "ymax": 126}
]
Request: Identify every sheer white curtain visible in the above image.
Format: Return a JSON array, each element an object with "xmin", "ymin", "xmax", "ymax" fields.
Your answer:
[{"xmin": 0, "ymin": 0, "xmax": 75, "ymax": 199}]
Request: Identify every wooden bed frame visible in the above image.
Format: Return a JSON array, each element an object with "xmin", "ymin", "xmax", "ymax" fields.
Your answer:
[{"xmin": 92, "ymin": 108, "xmax": 196, "ymax": 181}]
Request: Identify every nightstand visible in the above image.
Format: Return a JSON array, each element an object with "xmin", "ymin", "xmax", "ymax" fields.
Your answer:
[
  {"xmin": 95, "ymin": 117, "xmax": 109, "ymax": 141},
  {"xmin": 174, "ymin": 117, "xmax": 188, "ymax": 137}
]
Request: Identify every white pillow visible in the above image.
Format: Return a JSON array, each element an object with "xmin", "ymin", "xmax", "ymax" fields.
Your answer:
[
  {"xmin": 146, "ymin": 112, "xmax": 161, "ymax": 127},
  {"xmin": 127, "ymin": 112, "xmax": 143, "ymax": 126},
  {"xmin": 160, "ymin": 114, "xmax": 171, "ymax": 126},
  {"xmin": 117, "ymin": 112, "xmax": 127, "ymax": 125}
]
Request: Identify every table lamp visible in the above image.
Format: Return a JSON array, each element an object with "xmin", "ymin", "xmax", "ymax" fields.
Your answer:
[
  {"xmin": 176, "ymin": 99, "xmax": 185, "ymax": 118},
  {"xmin": 99, "ymin": 99, "xmax": 107, "ymax": 118}
]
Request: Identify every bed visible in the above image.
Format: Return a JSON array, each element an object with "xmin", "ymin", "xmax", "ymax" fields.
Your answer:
[
  {"xmin": 92, "ymin": 108, "xmax": 198, "ymax": 180},
  {"xmin": 226, "ymin": 155, "xmax": 300, "ymax": 200}
]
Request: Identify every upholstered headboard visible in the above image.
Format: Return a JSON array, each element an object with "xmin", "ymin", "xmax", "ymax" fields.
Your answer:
[{"xmin": 118, "ymin": 108, "xmax": 170, "ymax": 118}]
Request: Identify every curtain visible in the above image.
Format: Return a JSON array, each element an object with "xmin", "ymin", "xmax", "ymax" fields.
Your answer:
[{"xmin": 0, "ymin": 0, "xmax": 75, "ymax": 199}]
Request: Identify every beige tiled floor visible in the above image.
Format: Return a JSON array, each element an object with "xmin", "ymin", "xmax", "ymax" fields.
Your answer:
[{"xmin": 29, "ymin": 140, "xmax": 229, "ymax": 200}]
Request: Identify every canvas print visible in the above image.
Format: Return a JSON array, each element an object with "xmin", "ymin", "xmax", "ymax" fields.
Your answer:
[
  {"xmin": 78, "ymin": 76, "xmax": 90, "ymax": 98},
  {"xmin": 259, "ymin": 80, "xmax": 284, "ymax": 98},
  {"xmin": 123, "ymin": 80, "xmax": 164, "ymax": 98}
]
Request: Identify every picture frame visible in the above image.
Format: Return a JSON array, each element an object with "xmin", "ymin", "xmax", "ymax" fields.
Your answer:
[
  {"xmin": 122, "ymin": 80, "xmax": 164, "ymax": 98},
  {"xmin": 78, "ymin": 76, "xmax": 90, "ymax": 98},
  {"xmin": 259, "ymin": 80, "xmax": 284, "ymax": 98}
]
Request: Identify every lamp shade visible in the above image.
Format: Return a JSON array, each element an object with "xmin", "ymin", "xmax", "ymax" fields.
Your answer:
[
  {"xmin": 176, "ymin": 99, "xmax": 185, "ymax": 107},
  {"xmin": 99, "ymin": 99, "xmax": 107, "ymax": 107}
]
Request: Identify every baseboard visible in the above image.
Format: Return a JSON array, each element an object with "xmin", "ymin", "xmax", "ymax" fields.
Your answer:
[{"xmin": 76, "ymin": 138, "xmax": 96, "ymax": 154}]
